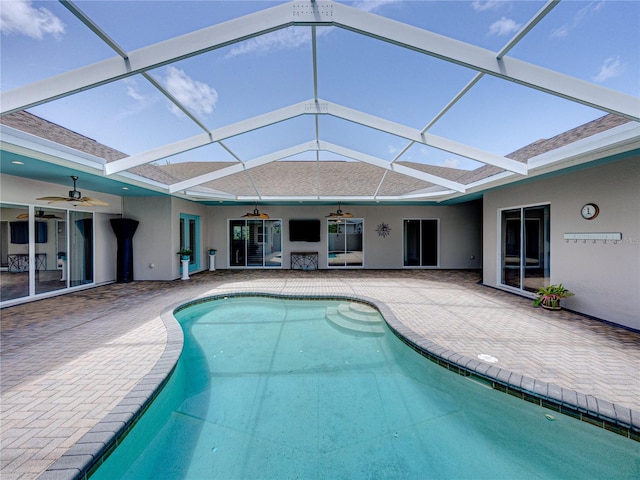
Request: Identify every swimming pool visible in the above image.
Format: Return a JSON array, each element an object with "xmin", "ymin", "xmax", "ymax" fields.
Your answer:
[{"xmin": 92, "ymin": 296, "xmax": 639, "ymax": 479}]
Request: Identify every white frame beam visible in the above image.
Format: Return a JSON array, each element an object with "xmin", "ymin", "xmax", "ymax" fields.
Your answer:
[
  {"xmin": 108, "ymin": 99, "xmax": 526, "ymax": 182},
  {"xmin": 169, "ymin": 139, "xmax": 466, "ymax": 194},
  {"xmin": 322, "ymin": 101, "xmax": 527, "ymax": 175},
  {"xmin": 2, "ymin": 1, "xmax": 638, "ymax": 120},
  {"xmin": 104, "ymin": 102, "xmax": 308, "ymax": 175}
]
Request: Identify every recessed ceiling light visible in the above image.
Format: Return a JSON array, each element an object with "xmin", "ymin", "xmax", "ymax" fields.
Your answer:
[
  {"xmin": 11, "ymin": 160, "xmax": 24, "ymax": 165},
  {"xmin": 122, "ymin": 187, "xmax": 129, "ymax": 190}
]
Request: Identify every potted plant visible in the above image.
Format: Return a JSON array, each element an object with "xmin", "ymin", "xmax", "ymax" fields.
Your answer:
[
  {"xmin": 534, "ymin": 284, "xmax": 574, "ymax": 310},
  {"xmin": 177, "ymin": 249, "xmax": 192, "ymax": 260},
  {"xmin": 208, "ymin": 248, "xmax": 217, "ymax": 255}
]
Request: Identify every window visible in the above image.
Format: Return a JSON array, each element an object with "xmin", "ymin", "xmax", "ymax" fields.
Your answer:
[{"xmin": 403, "ymin": 219, "xmax": 438, "ymax": 267}]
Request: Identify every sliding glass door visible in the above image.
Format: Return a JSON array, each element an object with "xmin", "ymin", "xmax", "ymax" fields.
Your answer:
[
  {"xmin": 501, "ymin": 205, "xmax": 550, "ymax": 292},
  {"xmin": 327, "ymin": 219, "xmax": 363, "ymax": 267},
  {"xmin": 1, "ymin": 203, "xmax": 29, "ymax": 301},
  {"xmin": 403, "ymin": 219, "xmax": 438, "ymax": 267},
  {"xmin": 69, "ymin": 211, "xmax": 93, "ymax": 287},
  {"xmin": 229, "ymin": 219, "xmax": 282, "ymax": 268},
  {"xmin": 0, "ymin": 203, "xmax": 95, "ymax": 305}
]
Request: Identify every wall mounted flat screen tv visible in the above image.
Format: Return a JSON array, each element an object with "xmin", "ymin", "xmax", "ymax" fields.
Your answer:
[{"xmin": 289, "ymin": 219, "xmax": 321, "ymax": 242}]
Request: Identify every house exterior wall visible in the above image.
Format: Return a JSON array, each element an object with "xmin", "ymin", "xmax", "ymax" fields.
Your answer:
[
  {"xmin": 482, "ymin": 156, "xmax": 640, "ymax": 330},
  {"xmin": 207, "ymin": 202, "xmax": 482, "ymax": 270},
  {"xmin": 95, "ymin": 213, "xmax": 120, "ymax": 284},
  {"xmin": 122, "ymin": 196, "xmax": 211, "ymax": 280},
  {"xmin": 122, "ymin": 196, "xmax": 173, "ymax": 281}
]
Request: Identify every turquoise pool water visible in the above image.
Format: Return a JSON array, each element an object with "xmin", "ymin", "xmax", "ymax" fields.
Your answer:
[{"xmin": 92, "ymin": 296, "xmax": 639, "ymax": 479}]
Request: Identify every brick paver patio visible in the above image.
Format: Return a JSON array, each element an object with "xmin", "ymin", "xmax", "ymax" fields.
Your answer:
[{"xmin": 1, "ymin": 270, "xmax": 639, "ymax": 479}]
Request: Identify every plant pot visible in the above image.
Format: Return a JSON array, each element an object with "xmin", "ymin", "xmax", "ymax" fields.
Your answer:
[
  {"xmin": 181, "ymin": 255, "xmax": 190, "ymax": 261},
  {"xmin": 540, "ymin": 303, "xmax": 561, "ymax": 311}
]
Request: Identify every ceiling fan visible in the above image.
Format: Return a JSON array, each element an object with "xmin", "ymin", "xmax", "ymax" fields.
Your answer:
[
  {"xmin": 326, "ymin": 202, "xmax": 353, "ymax": 218},
  {"xmin": 16, "ymin": 208, "xmax": 62, "ymax": 220},
  {"xmin": 37, "ymin": 176, "xmax": 109, "ymax": 207},
  {"xmin": 242, "ymin": 204, "xmax": 270, "ymax": 219}
]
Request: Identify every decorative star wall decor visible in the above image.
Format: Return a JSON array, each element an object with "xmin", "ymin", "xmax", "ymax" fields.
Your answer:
[{"xmin": 376, "ymin": 222, "xmax": 391, "ymax": 238}]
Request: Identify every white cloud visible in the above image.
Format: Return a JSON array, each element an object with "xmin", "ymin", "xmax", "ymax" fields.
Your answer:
[
  {"xmin": 387, "ymin": 144, "xmax": 401, "ymax": 156},
  {"xmin": 488, "ymin": 17, "xmax": 521, "ymax": 36},
  {"xmin": 443, "ymin": 158, "xmax": 460, "ymax": 169},
  {"xmin": 225, "ymin": 1, "xmax": 399, "ymax": 59},
  {"xmin": 550, "ymin": 26, "xmax": 569, "ymax": 39},
  {"xmin": 592, "ymin": 56, "xmax": 626, "ymax": 83},
  {"xmin": 124, "ymin": 78, "xmax": 145, "ymax": 102},
  {"xmin": 0, "ymin": 0, "xmax": 64, "ymax": 39},
  {"xmin": 550, "ymin": 1, "xmax": 605, "ymax": 40},
  {"xmin": 163, "ymin": 67, "xmax": 218, "ymax": 118},
  {"xmin": 113, "ymin": 79, "xmax": 153, "ymax": 121},
  {"xmin": 352, "ymin": 0, "xmax": 401, "ymax": 13},
  {"xmin": 226, "ymin": 27, "xmax": 311, "ymax": 58},
  {"xmin": 471, "ymin": 1, "xmax": 503, "ymax": 13}
]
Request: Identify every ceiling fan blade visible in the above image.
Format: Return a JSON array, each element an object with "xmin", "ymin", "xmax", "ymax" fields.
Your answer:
[
  {"xmin": 81, "ymin": 197, "xmax": 110, "ymax": 206},
  {"xmin": 36, "ymin": 196, "xmax": 72, "ymax": 203},
  {"xmin": 16, "ymin": 213, "xmax": 29, "ymax": 219}
]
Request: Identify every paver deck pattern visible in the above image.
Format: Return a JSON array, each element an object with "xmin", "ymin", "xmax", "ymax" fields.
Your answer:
[{"xmin": 1, "ymin": 270, "xmax": 639, "ymax": 479}]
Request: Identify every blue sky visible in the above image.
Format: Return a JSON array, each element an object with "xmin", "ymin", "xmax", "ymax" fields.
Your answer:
[{"xmin": 1, "ymin": 0, "xmax": 638, "ymax": 170}]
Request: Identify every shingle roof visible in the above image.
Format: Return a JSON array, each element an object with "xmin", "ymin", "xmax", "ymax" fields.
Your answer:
[{"xmin": 1, "ymin": 110, "xmax": 632, "ymax": 199}]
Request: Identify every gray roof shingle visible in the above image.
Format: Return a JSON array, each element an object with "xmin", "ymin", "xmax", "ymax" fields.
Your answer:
[{"xmin": 2, "ymin": 110, "xmax": 632, "ymax": 198}]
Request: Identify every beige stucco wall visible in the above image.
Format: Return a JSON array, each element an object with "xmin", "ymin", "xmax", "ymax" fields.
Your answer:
[
  {"xmin": 122, "ymin": 196, "xmax": 172, "ymax": 280},
  {"xmin": 483, "ymin": 156, "xmax": 640, "ymax": 330},
  {"xmin": 95, "ymin": 213, "xmax": 120, "ymax": 284},
  {"xmin": 122, "ymin": 195, "xmax": 211, "ymax": 280}
]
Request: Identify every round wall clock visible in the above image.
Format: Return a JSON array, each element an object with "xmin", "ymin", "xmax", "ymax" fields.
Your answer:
[{"xmin": 581, "ymin": 203, "xmax": 599, "ymax": 220}]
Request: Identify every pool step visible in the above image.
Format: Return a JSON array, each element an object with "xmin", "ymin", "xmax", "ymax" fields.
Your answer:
[{"xmin": 325, "ymin": 303, "xmax": 385, "ymax": 336}]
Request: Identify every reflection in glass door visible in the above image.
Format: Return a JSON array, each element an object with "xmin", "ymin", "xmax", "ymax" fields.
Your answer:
[
  {"xmin": 327, "ymin": 219, "xmax": 363, "ymax": 267},
  {"xmin": 35, "ymin": 208, "xmax": 67, "ymax": 295},
  {"xmin": 69, "ymin": 211, "xmax": 93, "ymax": 287},
  {"xmin": 0, "ymin": 203, "xmax": 29, "ymax": 301},
  {"xmin": 501, "ymin": 205, "xmax": 550, "ymax": 293}
]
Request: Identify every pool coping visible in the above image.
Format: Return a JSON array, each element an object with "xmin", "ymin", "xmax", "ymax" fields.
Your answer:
[{"xmin": 40, "ymin": 291, "xmax": 640, "ymax": 479}]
